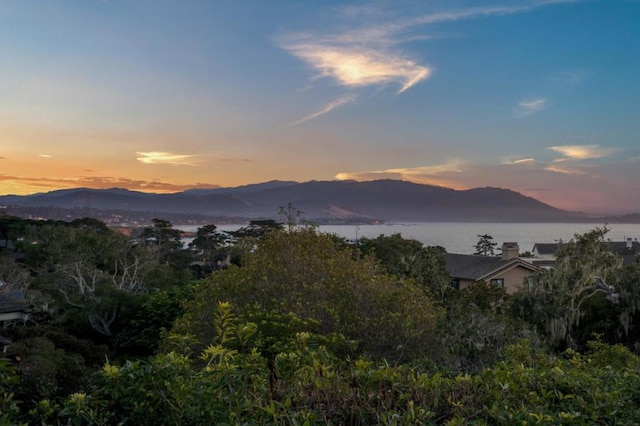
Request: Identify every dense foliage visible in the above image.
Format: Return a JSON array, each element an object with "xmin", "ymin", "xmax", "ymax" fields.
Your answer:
[
  {"xmin": 172, "ymin": 228, "xmax": 442, "ymax": 363},
  {"xmin": 1, "ymin": 214, "xmax": 640, "ymax": 424}
]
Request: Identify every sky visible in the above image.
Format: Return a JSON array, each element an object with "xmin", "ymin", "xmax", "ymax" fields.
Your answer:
[{"xmin": 1, "ymin": 0, "xmax": 639, "ymax": 214}]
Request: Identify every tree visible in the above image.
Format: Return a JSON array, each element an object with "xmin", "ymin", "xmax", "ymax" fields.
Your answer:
[
  {"xmin": 0, "ymin": 253, "xmax": 31, "ymax": 291},
  {"xmin": 279, "ymin": 203, "xmax": 306, "ymax": 231},
  {"xmin": 513, "ymin": 227, "xmax": 623, "ymax": 349},
  {"xmin": 139, "ymin": 218, "xmax": 187, "ymax": 267},
  {"xmin": 117, "ymin": 289, "xmax": 185, "ymax": 356},
  {"xmin": 22, "ymin": 223, "xmax": 158, "ymax": 338},
  {"xmin": 172, "ymin": 228, "xmax": 442, "ymax": 362},
  {"xmin": 474, "ymin": 234, "xmax": 497, "ymax": 256},
  {"xmin": 229, "ymin": 219, "xmax": 284, "ymax": 240},
  {"xmin": 358, "ymin": 233, "xmax": 451, "ymax": 300},
  {"xmin": 189, "ymin": 224, "xmax": 231, "ymax": 272},
  {"xmin": 226, "ymin": 220, "xmax": 285, "ymax": 266}
]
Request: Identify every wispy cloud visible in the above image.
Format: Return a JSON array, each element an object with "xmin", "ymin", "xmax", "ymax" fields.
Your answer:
[
  {"xmin": 289, "ymin": 94, "xmax": 357, "ymax": 126},
  {"xmin": 39, "ymin": 154, "xmax": 53, "ymax": 158},
  {"xmin": 544, "ymin": 164, "xmax": 587, "ymax": 175},
  {"xmin": 513, "ymin": 98, "xmax": 548, "ymax": 118},
  {"xmin": 284, "ymin": 44, "xmax": 431, "ymax": 94},
  {"xmin": 335, "ymin": 160, "xmax": 464, "ymax": 187},
  {"xmin": 549, "ymin": 69, "xmax": 589, "ymax": 88},
  {"xmin": 280, "ymin": 0, "xmax": 576, "ymax": 123},
  {"xmin": 548, "ymin": 144, "xmax": 619, "ymax": 160},
  {"xmin": 0, "ymin": 174, "xmax": 219, "ymax": 194},
  {"xmin": 501, "ymin": 157, "xmax": 536, "ymax": 165},
  {"xmin": 136, "ymin": 152, "xmax": 200, "ymax": 166}
]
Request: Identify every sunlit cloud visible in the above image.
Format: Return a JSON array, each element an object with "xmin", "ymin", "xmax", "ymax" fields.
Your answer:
[
  {"xmin": 280, "ymin": 0, "xmax": 577, "ymax": 125},
  {"xmin": 500, "ymin": 157, "xmax": 536, "ymax": 165},
  {"xmin": 513, "ymin": 98, "xmax": 548, "ymax": 118},
  {"xmin": 335, "ymin": 160, "xmax": 464, "ymax": 187},
  {"xmin": 290, "ymin": 94, "xmax": 358, "ymax": 126},
  {"xmin": 39, "ymin": 154, "xmax": 53, "ymax": 158},
  {"xmin": 284, "ymin": 44, "xmax": 431, "ymax": 93},
  {"xmin": 136, "ymin": 152, "xmax": 200, "ymax": 166},
  {"xmin": 0, "ymin": 174, "xmax": 219, "ymax": 194},
  {"xmin": 548, "ymin": 144, "xmax": 619, "ymax": 160},
  {"xmin": 544, "ymin": 164, "xmax": 587, "ymax": 175}
]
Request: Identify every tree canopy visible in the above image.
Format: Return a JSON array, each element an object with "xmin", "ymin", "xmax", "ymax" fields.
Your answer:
[{"xmin": 172, "ymin": 228, "xmax": 442, "ymax": 362}]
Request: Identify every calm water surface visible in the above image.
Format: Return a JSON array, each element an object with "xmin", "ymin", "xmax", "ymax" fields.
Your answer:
[
  {"xmin": 184, "ymin": 223, "xmax": 640, "ymax": 255},
  {"xmin": 318, "ymin": 223, "xmax": 640, "ymax": 254}
]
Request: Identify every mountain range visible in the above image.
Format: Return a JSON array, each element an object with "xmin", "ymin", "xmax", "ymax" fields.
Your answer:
[{"xmin": 1, "ymin": 180, "xmax": 638, "ymax": 224}]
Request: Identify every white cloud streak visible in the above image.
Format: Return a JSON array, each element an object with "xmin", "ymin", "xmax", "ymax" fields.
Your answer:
[
  {"xmin": 285, "ymin": 44, "xmax": 431, "ymax": 94},
  {"xmin": 544, "ymin": 164, "xmax": 587, "ymax": 175},
  {"xmin": 513, "ymin": 98, "xmax": 548, "ymax": 117},
  {"xmin": 136, "ymin": 152, "xmax": 200, "ymax": 166},
  {"xmin": 289, "ymin": 94, "xmax": 357, "ymax": 126},
  {"xmin": 280, "ymin": 0, "xmax": 578, "ymax": 123},
  {"xmin": 548, "ymin": 144, "xmax": 620, "ymax": 160},
  {"xmin": 501, "ymin": 157, "xmax": 536, "ymax": 165}
]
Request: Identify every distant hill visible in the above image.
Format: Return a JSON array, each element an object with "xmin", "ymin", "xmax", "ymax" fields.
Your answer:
[{"xmin": 0, "ymin": 179, "xmax": 626, "ymax": 224}]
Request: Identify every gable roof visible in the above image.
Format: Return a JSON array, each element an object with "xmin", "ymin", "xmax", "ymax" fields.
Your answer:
[
  {"xmin": 532, "ymin": 243, "xmax": 559, "ymax": 255},
  {"xmin": 444, "ymin": 253, "xmax": 540, "ymax": 281}
]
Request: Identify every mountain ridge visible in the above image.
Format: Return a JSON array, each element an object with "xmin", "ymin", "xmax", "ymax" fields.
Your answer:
[{"xmin": 1, "ymin": 179, "xmax": 636, "ymax": 224}]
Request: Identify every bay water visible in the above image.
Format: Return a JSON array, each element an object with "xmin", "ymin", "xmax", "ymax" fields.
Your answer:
[
  {"xmin": 318, "ymin": 223, "xmax": 640, "ymax": 254},
  {"xmin": 188, "ymin": 222, "xmax": 640, "ymax": 255}
]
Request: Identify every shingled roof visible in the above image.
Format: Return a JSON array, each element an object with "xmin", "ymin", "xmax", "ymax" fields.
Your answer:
[
  {"xmin": 444, "ymin": 253, "xmax": 539, "ymax": 281},
  {"xmin": 532, "ymin": 243, "xmax": 559, "ymax": 256}
]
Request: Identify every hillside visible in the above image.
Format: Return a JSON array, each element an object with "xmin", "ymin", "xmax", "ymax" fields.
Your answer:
[{"xmin": 0, "ymin": 179, "xmax": 591, "ymax": 224}]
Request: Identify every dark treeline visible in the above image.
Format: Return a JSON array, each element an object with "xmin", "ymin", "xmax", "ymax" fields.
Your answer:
[{"xmin": 1, "ymin": 214, "xmax": 640, "ymax": 424}]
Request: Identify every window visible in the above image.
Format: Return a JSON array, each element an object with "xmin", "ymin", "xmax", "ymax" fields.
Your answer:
[
  {"xmin": 450, "ymin": 279, "xmax": 460, "ymax": 290},
  {"xmin": 489, "ymin": 278, "xmax": 504, "ymax": 288},
  {"xmin": 527, "ymin": 276, "xmax": 539, "ymax": 291}
]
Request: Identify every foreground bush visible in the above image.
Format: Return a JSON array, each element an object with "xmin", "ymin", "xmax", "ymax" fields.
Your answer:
[{"xmin": 9, "ymin": 305, "xmax": 640, "ymax": 425}]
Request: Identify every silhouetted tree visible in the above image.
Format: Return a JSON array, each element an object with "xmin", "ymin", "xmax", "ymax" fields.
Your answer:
[{"xmin": 474, "ymin": 234, "xmax": 497, "ymax": 256}]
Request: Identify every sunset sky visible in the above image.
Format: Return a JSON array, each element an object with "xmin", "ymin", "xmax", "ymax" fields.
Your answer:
[{"xmin": 1, "ymin": 0, "xmax": 639, "ymax": 214}]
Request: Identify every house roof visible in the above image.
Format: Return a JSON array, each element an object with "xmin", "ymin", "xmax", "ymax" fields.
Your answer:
[
  {"xmin": 0, "ymin": 291, "xmax": 28, "ymax": 316},
  {"xmin": 445, "ymin": 253, "xmax": 540, "ymax": 281},
  {"xmin": 533, "ymin": 241, "xmax": 640, "ymax": 255},
  {"xmin": 532, "ymin": 243, "xmax": 559, "ymax": 255},
  {"xmin": 0, "ymin": 240, "xmax": 15, "ymax": 250}
]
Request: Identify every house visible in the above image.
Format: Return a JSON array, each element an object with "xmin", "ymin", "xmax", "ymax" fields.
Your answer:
[
  {"xmin": 445, "ymin": 242, "xmax": 541, "ymax": 294},
  {"xmin": 0, "ymin": 239, "xmax": 15, "ymax": 250},
  {"xmin": 532, "ymin": 238, "xmax": 640, "ymax": 268},
  {"xmin": 0, "ymin": 291, "xmax": 29, "ymax": 353}
]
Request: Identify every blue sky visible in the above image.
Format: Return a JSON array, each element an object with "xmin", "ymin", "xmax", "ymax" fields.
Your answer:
[{"xmin": 0, "ymin": 0, "xmax": 639, "ymax": 214}]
